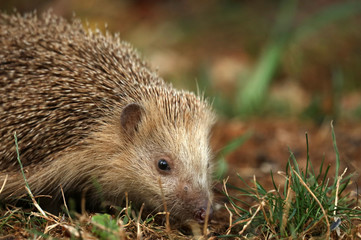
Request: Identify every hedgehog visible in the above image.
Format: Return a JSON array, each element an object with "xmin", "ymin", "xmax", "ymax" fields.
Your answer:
[{"xmin": 0, "ymin": 11, "xmax": 216, "ymax": 224}]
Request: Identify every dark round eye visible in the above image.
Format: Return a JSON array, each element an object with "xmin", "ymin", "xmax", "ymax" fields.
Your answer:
[{"xmin": 158, "ymin": 159, "xmax": 171, "ymax": 171}]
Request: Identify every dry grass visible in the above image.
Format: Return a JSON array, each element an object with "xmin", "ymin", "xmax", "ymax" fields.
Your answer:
[{"xmin": 0, "ymin": 194, "xmax": 215, "ymax": 239}]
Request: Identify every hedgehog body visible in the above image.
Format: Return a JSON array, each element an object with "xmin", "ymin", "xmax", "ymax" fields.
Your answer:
[{"xmin": 0, "ymin": 11, "xmax": 215, "ymax": 223}]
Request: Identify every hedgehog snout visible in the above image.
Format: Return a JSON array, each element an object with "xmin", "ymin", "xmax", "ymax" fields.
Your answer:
[
  {"xmin": 175, "ymin": 182, "xmax": 213, "ymax": 223},
  {"xmin": 194, "ymin": 201, "xmax": 213, "ymax": 224}
]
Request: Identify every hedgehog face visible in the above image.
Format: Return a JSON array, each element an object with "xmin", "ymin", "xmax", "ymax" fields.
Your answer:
[
  {"xmin": 116, "ymin": 101, "xmax": 215, "ymax": 224},
  {"xmin": 155, "ymin": 125, "xmax": 214, "ymax": 224}
]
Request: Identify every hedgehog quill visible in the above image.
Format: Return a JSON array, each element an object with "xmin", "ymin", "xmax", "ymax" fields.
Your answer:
[{"xmin": 0, "ymin": 11, "xmax": 216, "ymax": 224}]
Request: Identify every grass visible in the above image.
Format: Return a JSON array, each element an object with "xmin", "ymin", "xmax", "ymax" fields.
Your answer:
[
  {"xmin": 0, "ymin": 191, "xmax": 193, "ymax": 239},
  {"xmin": 221, "ymin": 122, "xmax": 361, "ymax": 239},
  {"xmin": 1, "ymin": 124, "xmax": 360, "ymax": 239}
]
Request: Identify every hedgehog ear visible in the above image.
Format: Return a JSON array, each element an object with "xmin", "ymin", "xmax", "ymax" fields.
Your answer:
[{"xmin": 120, "ymin": 103, "xmax": 145, "ymax": 135}]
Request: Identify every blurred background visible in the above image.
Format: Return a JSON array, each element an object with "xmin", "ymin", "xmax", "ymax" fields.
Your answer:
[
  {"xmin": 2, "ymin": 0, "xmax": 361, "ymax": 122},
  {"xmin": 1, "ymin": 0, "xmax": 361, "ymax": 186}
]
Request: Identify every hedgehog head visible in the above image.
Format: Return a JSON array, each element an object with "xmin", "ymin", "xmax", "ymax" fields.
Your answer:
[{"xmin": 96, "ymin": 86, "xmax": 216, "ymax": 224}]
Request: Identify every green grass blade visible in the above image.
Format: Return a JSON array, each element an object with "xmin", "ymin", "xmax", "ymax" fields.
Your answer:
[
  {"xmin": 236, "ymin": 0, "xmax": 297, "ymax": 116},
  {"xmin": 14, "ymin": 133, "xmax": 31, "ymax": 192},
  {"xmin": 305, "ymin": 132, "xmax": 309, "ymax": 178},
  {"xmin": 294, "ymin": 1, "xmax": 361, "ymax": 41},
  {"xmin": 330, "ymin": 122, "xmax": 340, "ymax": 187},
  {"xmin": 217, "ymin": 131, "xmax": 252, "ymax": 158}
]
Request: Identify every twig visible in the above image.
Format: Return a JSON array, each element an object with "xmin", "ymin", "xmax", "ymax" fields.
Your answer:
[
  {"xmin": 203, "ymin": 199, "xmax": 212, "ymax": 236},
  {"xmin": 137, "ymin": 203, "xmax": 145, "ymax": 240},
  {"xmin": 124, "ymin": 192, "xmax": 132, "ymax": 225},
  {"xmin": 222, "ymin": 177, "xmax": 241, "ymax": 217},
  {"xmin": 224, "ymin": 204, "xmax": 257, "ymax": 234},
  {"xmin": 224, "ymin": 203, "xmax": 233, "ymax": 235},
  {"xmin": 281, "ymin": 170, "xmax": 294, "ymax": 236},
  {"xmin": 0, "ymin": 174, "xmax": 8, "ymax": 194},
  {"xmin": 117, "ymin": 217, "xmax": 127, "ymax": 240},
  {"xmin": 333, "ymin": 168, "xmax": 348, "ymax": 236},
  {"xmin": 253, "ymin": 175, "xmax": 277, "ymax": 237},
  {"xmin": 44, "ymin": 222, "xmax": 61, "ymax": 235},
  {"xmin": 334, "ymin": 168, "xmax": 348, "ymax": 216},
  {"xmin": 158, "ymin": 177, "xmax": 171, "ymax": 233},
  {"xmin": 25, "ymin": 187, "xmax": 48, "ymax": 218},
  {"xmin": 239, "ymin": 201, "xmax": 264, "ymax": 235},
  {"xmin": 281, "ymin": 180, "xmax": 293, "ymax": 235},
  {"xmin": 60, "ymin": 185, "xmax": 72, "ymax": 222}
]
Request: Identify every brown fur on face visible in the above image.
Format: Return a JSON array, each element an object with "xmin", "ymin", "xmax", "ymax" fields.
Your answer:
[{"xmin": 0, "ymin": 11, "xmax": 215, "ymax": 223}]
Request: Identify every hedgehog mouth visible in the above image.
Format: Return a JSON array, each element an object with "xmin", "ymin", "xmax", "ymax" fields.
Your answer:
[{"xmin": 166, "ymin": 205, "xmax": 212, "ymax": 226}]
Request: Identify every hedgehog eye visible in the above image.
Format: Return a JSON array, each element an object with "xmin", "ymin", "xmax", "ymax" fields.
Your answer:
[{"xmin": 158, "ymin": 159, "xmax": 171, "ymax": 171}]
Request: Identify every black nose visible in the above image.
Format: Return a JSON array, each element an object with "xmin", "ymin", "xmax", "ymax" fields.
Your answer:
[{"xmin": 194, "ymin": 205, "xmax": 213, "ymax": 224}]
